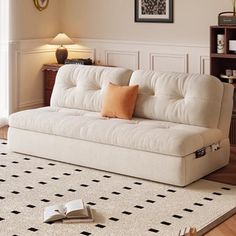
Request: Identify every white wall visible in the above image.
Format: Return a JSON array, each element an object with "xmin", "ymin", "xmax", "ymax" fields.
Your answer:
[
  {"xmin": 9, "ymin": 0, "xmax": 231, "ymax": 111},
  {"xmin": 10, "ymin": 0, "xmax": 60, "ymax": 40},
  {"xmin": 10, "ymin": 0, "xmax": 231, "ymax": 43},
  {"xmin": 60, "ymin": 0, "xmax": 231, "ymax": 45},
  {"xmin": 9, "ymin": 0, "xmax": 60, "ymax": 111}
]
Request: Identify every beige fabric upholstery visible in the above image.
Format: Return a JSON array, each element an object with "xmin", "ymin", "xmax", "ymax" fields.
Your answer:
[
  {"xmin": 8, "ymin": 128, "xmax": 230, "ymax": 186},
  {"xmin": 51, "ymin": 65, "xmax": 133, "ymax": 112},
  {"xmin": 218, "ymin": 83, "xmax": 234, "ymax": 138},
  {"xmin": 130, "ymin": 70, "xmax": 224, "ymax": 128},
  {"xmin": 8, "ymin": 66, "xmax": 233, "ymax": 186},
  {"xmin": 9, "ymin": 107, "xmax": 223, "ymax": 157}
]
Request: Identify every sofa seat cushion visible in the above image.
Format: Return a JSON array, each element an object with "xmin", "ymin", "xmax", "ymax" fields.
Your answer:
[{"xmin": 9, "ymin": 107, "xmax": 223, "ymax": 157}]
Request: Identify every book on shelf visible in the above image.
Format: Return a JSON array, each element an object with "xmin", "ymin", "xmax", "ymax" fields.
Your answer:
[{"xmin": 44, "ymin": 199, "xmax": 94, "ymax": 223}]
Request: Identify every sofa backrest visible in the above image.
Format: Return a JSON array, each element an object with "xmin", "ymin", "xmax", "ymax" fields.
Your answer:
[
  {"xmin": 51, "ymin": 65, "xmax": 133, "ymax": 112},
  {"xmin": 130, "ymin": 70, "xmax": 230, "ymax": 128}
]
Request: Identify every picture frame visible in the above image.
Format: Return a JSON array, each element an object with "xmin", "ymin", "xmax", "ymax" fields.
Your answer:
[
  {"xmin": 33, "ymin": 0, "xmax": 49, "ymax": 11},
  {"xmin": 135, "ymin": 0, "xmax": 173, "ymax": 23}
]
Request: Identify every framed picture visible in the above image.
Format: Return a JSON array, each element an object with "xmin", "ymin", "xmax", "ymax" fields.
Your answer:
[
  {"xmin": 33, "ymin": 0, "xmax": 49, "ymax": 11},
  {"xmin": 135, "ymin": 0, "xmax": 173, "ymax": 23}
]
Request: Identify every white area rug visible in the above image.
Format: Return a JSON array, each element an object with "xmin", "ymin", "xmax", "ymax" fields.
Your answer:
[{"xmin": 0, "ymin": 140, "xmax": 236, "ymax": 236}]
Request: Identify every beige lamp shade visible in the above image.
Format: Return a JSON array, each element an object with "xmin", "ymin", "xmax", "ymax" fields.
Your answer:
[
  {"xmin": 50, "ymin": 33, "xmax": 74, "ymax": 46},
  {"xmin": 50, "ymin": 33, "xmax": 74, "ymax": 64}
]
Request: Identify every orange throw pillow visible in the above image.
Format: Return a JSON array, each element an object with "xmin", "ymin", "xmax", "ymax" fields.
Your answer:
[{"xmin": 101, "ymin": 82, "xmax": 139, "ymax": 120}]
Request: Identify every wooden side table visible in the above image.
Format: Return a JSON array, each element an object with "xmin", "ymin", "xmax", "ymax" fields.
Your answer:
[{"xmin": 42, "ymin": 63, "xmax": 63, "ymax": 106}]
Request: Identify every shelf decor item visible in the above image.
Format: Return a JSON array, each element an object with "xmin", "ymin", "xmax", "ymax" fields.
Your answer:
[
  {"xmin": 220, "ymin": 74, "xmax": 236, "ymax": 84},
  {"xmin": 49, "ymin": 33, "xmax": 74, "ymax": 64},
  {"xmin": 217, "ymin": 34, "xmax": 225, "ymax": 53},
  {"xmin": 226, "ymin": 69, "xmax": 233, "ymax": 77},
  {"xmin": 135, "ymin": 0, "xmax": 173, "ymax": 23},
  {"xmin": 229, "ymin": 40, "xmax": 236, "ymax": 52},
  {"xmin": 33, "ymin": 0, "xmax": 49, "ymax": 11},
  {"xmin": 218, "ymin": 0, "xmax": 236, "ymax": 25}
]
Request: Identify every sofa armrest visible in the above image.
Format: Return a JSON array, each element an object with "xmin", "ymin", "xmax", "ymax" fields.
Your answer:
[{"xmin": 218, "ymin": 83, "xmax": 234, "ymax": 138}]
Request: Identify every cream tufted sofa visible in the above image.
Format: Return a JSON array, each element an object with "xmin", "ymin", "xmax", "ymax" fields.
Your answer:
[{"xmin": 8, "ymin": 65, "xmax": 234, "ymax": 186}]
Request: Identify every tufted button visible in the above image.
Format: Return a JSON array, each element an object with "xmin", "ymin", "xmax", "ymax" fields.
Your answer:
[
  {"xmin": 175, "ymin": 92, "xmax": 184, "ymax": 100},
  {"xmin": 148, "ymin": 91, "xmax": 155, "ymax": 96},
  {"xmin": 93, "ymin": 82, "xmax": 101, "ymax": 90},
  {"xmin": 141, "ymin": 87, "xmax": 155, "ymax": 96}
]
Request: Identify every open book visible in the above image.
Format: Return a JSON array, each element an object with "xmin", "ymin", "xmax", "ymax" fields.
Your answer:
[
  {"xmin": 44, "ymin": 199, "xmax": 94, "ymax": 223},
  {"xmin": 178, "ymin": 227, "xmax": 197, "ymax": 236}
]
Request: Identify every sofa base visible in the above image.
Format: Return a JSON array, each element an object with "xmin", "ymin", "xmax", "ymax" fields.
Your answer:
[{"xmin": 8, "ymin": 127, "xmax": 230, "ymax": 186}]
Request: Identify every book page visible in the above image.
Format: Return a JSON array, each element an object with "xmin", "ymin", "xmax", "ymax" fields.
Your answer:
[
  {"xmin": 44, "ymin": 204, "xmax": 66, "ymax": 223},
  {"xmin": 65, "ymin": 199, "xmax": 88, "ymax": 218},
  {"xmin": 63, "ymin": 206, "xmax": 94, "ymax": 223}
]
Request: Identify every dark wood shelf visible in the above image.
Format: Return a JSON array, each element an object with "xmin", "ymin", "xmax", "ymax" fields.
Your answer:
[
  {"xmin": 211, "ymin": 53, "xmax": 236, "ymax": 59},
  {"xmin": 211, "ymin": 25, "xmax": 236, "ymax": 29},
  {"xmin": 210, "ymin": 25, "xmax": 236, "ymax": 145}
]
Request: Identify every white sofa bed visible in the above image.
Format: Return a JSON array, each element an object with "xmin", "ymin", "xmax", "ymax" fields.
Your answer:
[{"xmin": 8, "ymin": 65, "xmax": 234, "ymax": 186}]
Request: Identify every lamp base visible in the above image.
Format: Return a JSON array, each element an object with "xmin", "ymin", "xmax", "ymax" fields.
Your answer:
[{"xmin": 55, "ymin": 47, "xmax": 68, "ymax": 64}]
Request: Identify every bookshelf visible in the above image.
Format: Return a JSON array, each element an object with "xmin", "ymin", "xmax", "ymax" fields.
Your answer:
[{"xmin": 210, "ymin": 26, "xmax": 236, "ymax": 144}]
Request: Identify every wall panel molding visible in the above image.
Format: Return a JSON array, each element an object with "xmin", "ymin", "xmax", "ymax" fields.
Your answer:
[
  {"xmin": 77, "ymin": 38, "xmax": 208, "ymax": 49},
  {"xmin": 11, "ymin": 39, "xmax": 94, "ymax": 112},
  {"xmin": 68, "ymin": 47, "xmax": 95, "ymax": 61},
  {"xmin": 105, "ymin": 50, "xmax": 139, "ymax": 70},
  {"xmin": 9, "ymin": 42, "xmax": 20, "ymax": 113},
  {"xmin": 200, "ymin": 56, "xmax": 210, "ymax": 75},
  {"xmin": 10, "ymin": 38, "xmax": 210, "ymax": 111},
  {"xmin": 149, "ymin": 53, "xmax": 188, "ymax": 73},
  {"xmin": 19, "ymin": 49, "xmax": 54, "ymax": 111}
]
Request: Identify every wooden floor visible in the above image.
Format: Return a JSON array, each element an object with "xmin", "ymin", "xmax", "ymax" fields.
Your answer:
[
  {"xmin": 205, "ymin": 147, "xmax": 236, "ymax": 186},
  {"xmin": 206, "ymin": 214, "xmax": 236, "ymax": 236},
  {"xmin": 205, "ymin": 147, "xmax": 236, "ymax": 236},
  {"xmin": 0, "ymin": 126, "xmax": 236, "ymax": 235},
  {"xmin": 0, "ymin": 125, "xmax": 8, "ymax": 140}
]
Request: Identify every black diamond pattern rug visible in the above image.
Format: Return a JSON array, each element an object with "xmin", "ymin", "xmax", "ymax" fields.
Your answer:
[{"xmin": 0, "ymin": 140, "xmax": 236, "ymax": 236}]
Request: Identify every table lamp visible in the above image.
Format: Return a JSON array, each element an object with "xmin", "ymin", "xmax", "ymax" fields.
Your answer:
[{"xmin": 50, "ymin": 33, "xmax": 74, "ymax": 64}]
